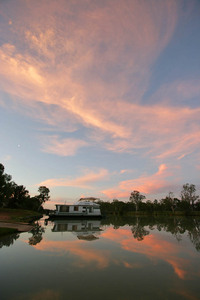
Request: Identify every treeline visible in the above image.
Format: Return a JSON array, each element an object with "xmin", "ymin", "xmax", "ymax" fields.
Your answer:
[
  {"xmin": 98, "ymin": 186, "xmax": 200, "ymax": 216},
  {"xmin": 0, "ymin": 163, "xmax": 50, "ymax": 211}
]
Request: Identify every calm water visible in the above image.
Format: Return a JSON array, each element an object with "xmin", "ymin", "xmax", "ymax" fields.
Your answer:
[{"xmin": 0, "ymin": 216, "xmax": 200, "ymax": 300}]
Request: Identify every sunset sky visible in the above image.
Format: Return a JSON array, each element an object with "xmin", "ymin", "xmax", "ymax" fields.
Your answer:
[{"xmin": 0, "ymin": 0, "xmax": 200, "ymax": 208}]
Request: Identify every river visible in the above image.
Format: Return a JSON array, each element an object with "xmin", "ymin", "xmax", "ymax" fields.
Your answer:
[{"xmin": 0, "ymin": 216, "xmax": 200, "ymax": 300}]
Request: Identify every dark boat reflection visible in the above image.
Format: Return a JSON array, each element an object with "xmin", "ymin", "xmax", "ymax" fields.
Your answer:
[{"xmin": 51, "ymin": 219, "xmax": 103, "ymax": 241}]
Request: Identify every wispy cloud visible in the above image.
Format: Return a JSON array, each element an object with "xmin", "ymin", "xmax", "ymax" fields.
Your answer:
[
  {"xmin": 0, "ymin": 0, "xmax": 183, "ymax": 157},
  {"xmin": 102, "ymin": 164, "xmax": 177, "ymax": 199},
  {"xmin": 40, "ymin": 135, "xmax": 88, "ymax": 156},
  {"xmin": 2, "ymin": 155, "xmax": 12, "ymax": 162},
  {"xmin": 0, "ymin": 0, "xmax": 200, "ymax": 199},
  {"xmin": 39, "ymin": 168, "xmax": 109, "ymax": 188}
]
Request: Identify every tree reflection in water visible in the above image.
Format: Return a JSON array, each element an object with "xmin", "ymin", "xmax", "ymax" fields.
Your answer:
[
  {"xmin": 1, "ymin": 217, "xmax": 199, "ymax": 251},
  {"xmin": 29, "ymin": 222, "xmax": 45, "ymax": 246},
  {"xmin": 187, "ymin": 218, "xmax": 200, "ymax": 251},
  {"xmin": 102, "ymin": 215, "xmax": 200, "ymax": 251},
  {"xmin": 0, "ymin": 222, "xmax": 45, "ymax": 248},
  {"xmin": 131, "ymin": 217, "xmax": 150, "ymax": 241},
  {"xmin": 0, "ymin": 232, "xmax": 20, "ymax": 249}
]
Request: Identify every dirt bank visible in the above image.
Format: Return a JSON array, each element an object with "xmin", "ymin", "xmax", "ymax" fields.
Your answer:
[
  {"xmin": 0, "ymin": 209, "xmax": 41, "ymax": 233},
  {"xmin": 0, "ymin": 222, "xmax": 33, "ymax": 232}
]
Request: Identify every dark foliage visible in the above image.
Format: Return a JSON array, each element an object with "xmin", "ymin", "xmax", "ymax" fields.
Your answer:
[
  {"xmin": 98, "ymin": 185, "xmax": 200, "ymax": 216},
  {"xmin": 0, "ymin": 163, "xmax": 50, "ymax": 211}
]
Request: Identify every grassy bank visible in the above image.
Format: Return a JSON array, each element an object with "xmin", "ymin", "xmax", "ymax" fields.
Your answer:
[
  {"xmin": 0, "ymin": 208, "xmax": 42, "ymax": 236},
  {"xmin": 0, "ymin": 208, "xmax": 43, "ymax": 223}
]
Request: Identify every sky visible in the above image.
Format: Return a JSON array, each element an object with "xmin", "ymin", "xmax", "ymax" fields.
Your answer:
[{"xmin": 0, "ymin": 0, "xmax": 200, "ymax": 209}]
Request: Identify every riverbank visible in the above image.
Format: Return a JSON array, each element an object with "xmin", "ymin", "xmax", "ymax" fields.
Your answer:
[
  {"xmin": 125, "ymin": 210, "xmax": 200, "ymax": 216},
  {"xmin": 0, "ymin": 208, "xmax": 42, "ymax": 236},
  {"xmin": 103, "ymin": 210, "xmax": 200, "ymax": 217}
]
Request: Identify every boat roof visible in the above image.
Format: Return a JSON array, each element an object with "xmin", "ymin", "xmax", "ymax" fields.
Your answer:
[
  {"xmin": 74, "ymin": 200, "xmax": 99, "ymax": 206},
  {"xmin": 79, "ymin": 197, "xmax": 99, "ymax": 202},
  {"xmin": 55, "ymin": 200, "xmax": 100, "ymax": 207},
  {"xmin": 55, "ymin": 197, "xmax": 100, "ymax": 207}
]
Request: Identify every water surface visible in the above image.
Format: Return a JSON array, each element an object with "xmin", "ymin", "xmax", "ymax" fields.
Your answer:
[{"xmin": 0, "ymin": 216, "xmax": 200, "ymax": 300}]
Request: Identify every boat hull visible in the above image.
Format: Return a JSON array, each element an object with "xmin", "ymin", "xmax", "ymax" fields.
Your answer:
[{"xmin": 48, "ymin": 213, "xmax": 102, "ymax": 220}]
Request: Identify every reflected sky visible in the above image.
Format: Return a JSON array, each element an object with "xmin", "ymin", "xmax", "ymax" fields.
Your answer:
[{"xmin": 0, "ymin": 217, "xmax": 200, "ymax": 300}]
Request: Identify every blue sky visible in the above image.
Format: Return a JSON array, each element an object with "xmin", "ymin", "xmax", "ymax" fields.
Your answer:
[{"xmin": 0, "ymin": 0, "xmax": 200, "ymax": 208}]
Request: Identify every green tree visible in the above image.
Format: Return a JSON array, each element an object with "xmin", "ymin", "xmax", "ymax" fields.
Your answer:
[
  {"xmin": 161, "ymin": 192, "xmax": 178, "ymax": 213},
  {"xmin": 111, "ymin": 199, "xmax": 126, "ymax": 215},
  {"xmin": 8, "ymin": 184, "xmax": 30, "ymax": 208},
  {"xmin": 145, "ymin": 200, "xmax": 154, "ymax": 212},
  {"xmin": 181, "ymin": 183, "xmax": 199, "ymax": 210},
  {"xmin": 36, "ymin": 186, "xmax": 50, "ymax": 211},
  {"xmin": 153, "ymin": 199, "xmax": 161, "ymax": 211},
  {"xmin": 129, "ymin": 190, "xmax": 146, "ymax": 211},
  {"xmin": 0, "ymin": 163, "xmax": 14, "ymax": 207},
  {"xmin": 0, "ymin": 163, "xmax": 50, "ymax": 211}
]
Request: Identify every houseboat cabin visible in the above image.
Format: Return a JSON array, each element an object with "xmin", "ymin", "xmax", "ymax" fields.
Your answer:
[{"xmin": 51, "ymin": 197, "xmax": 102, "ymax": 218}]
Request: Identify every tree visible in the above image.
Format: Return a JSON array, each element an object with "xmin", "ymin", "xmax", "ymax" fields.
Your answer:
[
  {"xmin": 36, "ymin": 186, "xmax": 50, "ymax": 211},
  {"xmin": 9, "ymin": 184, "xmax": 30, "ymax": 208},
  {"xmin": 111, "ymin": 199, "xmax": 125, "ymax": 215},
  {"xmin": 0, "ymin": 164, "xmax": 50, "ymax": 211},
  {"xmin": 161, "ymin": 192, "xmax": 178, "ymax": 213},
  {"xmin": 129, "ymin": 190, "xmax": 146, "ymax": 211},
  {"xmin": 181, "ymin": 183, "xmax": 199, "ymax": 210},
  {"xmin": 0, "ymin": 163, "xmax": 14, "ymax": 207}
]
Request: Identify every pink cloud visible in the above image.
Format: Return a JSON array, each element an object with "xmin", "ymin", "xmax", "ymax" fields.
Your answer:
[
  {"xmin": 39, "ymin": 168, "xmax": 109, "ymax": 188},
  {"xmin": 40, "ymin": 135, "xmax": 88, "ymax": 156},
  {"xmin": 102, "ymin": 164, "xmax": 176, "ymax": 199},
  {"xmin": 0, "ymin": 0, "xmax": 178, "ymax": 120},
  {"xmin": 120, "ymin": 169, "xmax": 132, "ymax": 174},
  {"xmin": 0, "ymin": 0, "xmax": 199, "ymax": 163},
  {"xmin": 103, "ymin": 102, "xmax": 200, "ymax": 159}
]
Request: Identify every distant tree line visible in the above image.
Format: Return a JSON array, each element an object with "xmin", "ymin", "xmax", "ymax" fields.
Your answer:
[
  {"xmin": 0, "ymin": 163, "xmax": 50, "ymax": 211},
  {"xmin": 98, "ymin": 185, "xmax": 200, "ymax": 216}
]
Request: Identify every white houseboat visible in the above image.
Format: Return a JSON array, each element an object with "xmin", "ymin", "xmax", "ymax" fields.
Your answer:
[{"xmin": 50, "ymin": 197, "xmax": 102, "ymax": 218}]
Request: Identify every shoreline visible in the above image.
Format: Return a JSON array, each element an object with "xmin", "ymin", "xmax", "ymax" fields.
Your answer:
[
  {"xmin": 0, "ymin": 208, "xmax": 42, "ymax": 235},
  {"xmin": 0, "ymin": 221, "xmax": 34, "ymax": 232}
]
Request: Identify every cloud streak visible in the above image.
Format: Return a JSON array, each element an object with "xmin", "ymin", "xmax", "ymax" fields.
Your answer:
[
  {"xmin": 41, "ymin": 135, "xmax": 88, "ymax": 156},
  {"xmin": 0, "ymin": 1, "xmax": 181, "ymax": 143},
  {"xmin": 40, "ymin": 168, "xmax": 109, "ymax": 188},
  {"xmin": 0, "ymin": 0, "xmax": 200, "ymax": 198},
  {"xmin": 102, "ymin": 164, "xmax": 177, "ymax": 199}
]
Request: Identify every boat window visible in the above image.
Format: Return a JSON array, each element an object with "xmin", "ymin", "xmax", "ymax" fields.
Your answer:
[
  {"xmin": 60, "ymin": 205, "xmax": 69, "ymax": 212},
  {"xmin": 74, "ymin": 206, "xmax": 79, "ymax": 211}
]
